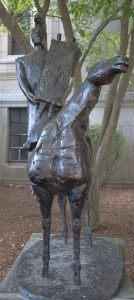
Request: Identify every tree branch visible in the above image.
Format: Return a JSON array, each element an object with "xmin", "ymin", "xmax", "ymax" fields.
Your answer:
[
  {"xmin": 80, "ymin": 14, "xmax": 121, "ymax": 67},
  {"xmin": 34, "ymin": 0, "xmax": 42, "ymax": 16},
  {"xmin": 57, "ymin": 0, "xmax": 74, "ymax": 41},
  {"xmin": 101, "ymin": 31, "xmax": 118, "ymax": 51},
  {"xmin": 34, "ymin": 0, "xmax": 51, "ymax": 23},
  {"xmin": 95, "ymin": 21, "xmax": 133, "ymax": 177},
  {"xmin": 57, "ymin": 0, "xmax": 81, "ymax": 91},
  {"xmin": 99, "ymin": 0, "xmax": 132, "ymax": 145},
  {"xmin": 0, "ymin": 1, "xmax": 32, "ymax": 54},
  {"xmin": 43, "ymin": 0, "xmax": 51, "ymax": 18},
  {"xmin": 119, "ymin": 0, "xmax": 131, "ymax": 55}
]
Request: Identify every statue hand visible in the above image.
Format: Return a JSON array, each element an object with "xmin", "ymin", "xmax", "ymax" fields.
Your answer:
[{"xmin": 36, "ymin": 122, "xmax": 58, "ymax": 152}]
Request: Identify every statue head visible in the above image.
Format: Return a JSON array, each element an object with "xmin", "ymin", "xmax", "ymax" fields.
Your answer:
[{"xmin": 31, "ymin": 14, "xmax": 47, "ymax": 47}]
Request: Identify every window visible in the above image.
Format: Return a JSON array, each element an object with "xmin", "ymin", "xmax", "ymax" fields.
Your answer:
[
  {"xmin": 10, "ymin": 10, "xmax": 30, "ymax": 55},
  {"xmin": 9, "ymin": 108, "xmax": 28, "ymax": 162},
  {"xmin": 10, "ymin": 36, "xmax": 24, "ymax": 55}
]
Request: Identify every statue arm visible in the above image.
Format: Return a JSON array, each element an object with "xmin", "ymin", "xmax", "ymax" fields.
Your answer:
[
  {"xmin": 16, "ymin": 59, "xmax": 36, "ymax": 105},
  {"xmin": 36, "ymin": 83, "xmax": 100, "ymax": 151}
]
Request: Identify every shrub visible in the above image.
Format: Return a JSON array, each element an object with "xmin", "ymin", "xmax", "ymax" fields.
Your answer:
[{"xmin": 87, "ymin": 124, "xmax": 127, "ymax": 185}]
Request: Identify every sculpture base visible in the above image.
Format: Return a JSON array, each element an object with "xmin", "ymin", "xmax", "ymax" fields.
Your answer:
[
  {"xmin": 0, "ymin": 234, "xmax": 134, "ymax": 300},
  {"xmin": 15, "ymin": 236, "xmax": 124, "ymax": 300}
]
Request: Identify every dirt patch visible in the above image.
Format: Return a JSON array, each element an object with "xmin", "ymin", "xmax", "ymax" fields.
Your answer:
[{"xmin": 0, "ymin": 184, "xmax": 134, "ymax": 287}]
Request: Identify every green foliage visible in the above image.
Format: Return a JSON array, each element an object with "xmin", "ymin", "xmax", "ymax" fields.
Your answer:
[
  {"xmin": 49, "ymin": 0, "xmax": 134, "ymax": 67},
  {"xmin": 0, "ymin": 0, "xmax": 134, "ymax": 65},
  {"xmin": 7, "ymin": 0, "xmax": 32, "ymax": 15},
  {"xmin": 0, "ymin": 22, "xmax": 7, "ymax": 33},
  {"xmin": 88, "ymin": 124, "xmax": 127, "ymax": 184},
  {"xmin": 123, "ymin": 5, "xmax": 134, "ymax": 19},
  {"xmin": 0, "ymin": 0, "xmax": 34, "ymax": 36},
  {"xmin": 49, "ymin": 1, "xmax": 60, "ymax": 18},
  {"xmin": 48, "ymin": 0, "xmax": 123, "ymax": 65},
  {"xmin": 85, "ymin": 30, "xmax": 121, "ymax": 66},
  {"xmin": 68, "ymin": 0, "xmax": 134, "ymax": 64}
]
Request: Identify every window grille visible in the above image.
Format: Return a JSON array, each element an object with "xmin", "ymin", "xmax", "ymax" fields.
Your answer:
[{"xmin": 9, "ymin": 108, "xmax": 28, "ymax": 162}]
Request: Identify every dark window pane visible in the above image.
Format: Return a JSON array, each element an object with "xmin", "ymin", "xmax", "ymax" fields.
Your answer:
[
  {"xmin": 10, "ymin": 109, "xmax": 19, "ymax": 122},
  {"xmin": 11, "ymin": 36, "xmax": 23, "ymax": 55},
  {"xmin": 20, "ymin": 135, "xmax": 27, "ymax": 147},
  {"xmin": 11, "ymin": 123, "xmax": 20, "ymax": 135},
  {"xmin": 10, "ymin": 135, "xmax": 19, "ymax": 147},
  {"xmin": 20, "ymin": 148, "xmax": 28, "ymax": 160},
  {"xmin": 9, "ymin": 148, "xmax": 19, "ymax": 160},
  {"xmin": 9, "ymin": 108, "xmax": 28, "ymax": 162},
  {"xmin": 20, "ymin": 122, "xmax": 27, "ymax": 134},
  {"xmin": 20, "ymin": 109, "xmax": 27, "ymax": 122}
]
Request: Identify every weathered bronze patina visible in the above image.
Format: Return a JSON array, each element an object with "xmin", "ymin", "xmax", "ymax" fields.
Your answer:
[{"xmin": 16, "ymin": 15, "xmax": 129, "ymax": 286}]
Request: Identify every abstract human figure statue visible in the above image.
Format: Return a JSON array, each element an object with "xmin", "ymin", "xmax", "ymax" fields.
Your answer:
[
  {"xmin": 16, "ymin": 14, "xmax": 48, "ymax": 152},
  {"xmin": 16, "ymin": 15, "xmax": 129, "ymax": 286},
  {"xmin": 28, "ymin": 56, "xmax": 128, "ymax": 285}
]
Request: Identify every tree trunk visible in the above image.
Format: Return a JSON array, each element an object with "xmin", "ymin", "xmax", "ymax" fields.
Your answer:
[
  {"xmin": 0, "ymin": 2, "xmax": 32, "ymax": 54},
  {"xmin": 99, "ymin": 0, "xmax": 130, "ymax": 144},
  {"xmin": 57, "ymin": 0, "xmax": 82, "ymax": 91},
  {"xmin": 89, "ymin": 173, "xmax": 101, "ymax": 230},
  {"xmin": 89, "ymin": 2, "xmax": 134, "ymax": 230},
  {"xmin": 57, "ymin": 0, "xmax": 74, "ymax": 42},
  {"xmin": 73, "ymin": 62, "xmax": 82, "ymax": 90}
]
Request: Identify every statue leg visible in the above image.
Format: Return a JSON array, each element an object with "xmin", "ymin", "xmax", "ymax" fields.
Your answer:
[
  {"xmin": 32, "ymin": 184, "xmax": 54, "ymax": 277},
  {"xmin": 23, "ymin": 103, "xmax": 38, "ymax": 151},
  {"xmin": 58, "ymin": 194, "xmax": 68, "ymax": 243},
  {"xmin": 67, "ymin": 183, "xmax": 88, "ymax": 286}
]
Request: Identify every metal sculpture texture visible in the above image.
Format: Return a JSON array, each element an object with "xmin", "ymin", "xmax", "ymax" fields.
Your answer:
[{"xmin": 16, "ymin": 15, "xmax": 129, "ymax": 286}]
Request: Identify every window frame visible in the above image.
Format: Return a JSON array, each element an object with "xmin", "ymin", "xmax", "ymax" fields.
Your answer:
[{"xmin": 8, "ymin": 107, "xmax": 28, "ymax": 162}]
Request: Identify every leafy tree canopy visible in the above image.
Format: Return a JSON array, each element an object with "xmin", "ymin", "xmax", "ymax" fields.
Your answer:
[
  {"xmin": 49, "ymin": 0, "xmax": 134, "ymax": 63},
  {"xmin": 0, "ymin": 0, "xmax": 134, "ymax": 62}
]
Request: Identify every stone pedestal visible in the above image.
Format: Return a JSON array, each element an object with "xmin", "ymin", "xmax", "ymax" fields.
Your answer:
[{"xmin": 0, "ymin": 234, "xmax": 134, "ymax": 300}]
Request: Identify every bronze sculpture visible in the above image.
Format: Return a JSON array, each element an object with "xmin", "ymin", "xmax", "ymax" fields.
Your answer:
[{"xmin": 16, "ymin": 15, "xmax": 129, "ymax": 286}]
